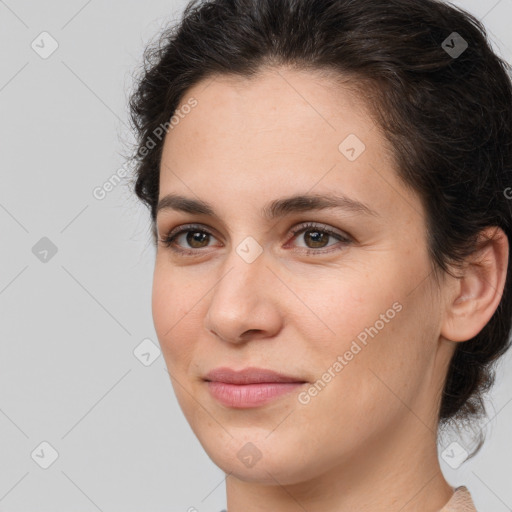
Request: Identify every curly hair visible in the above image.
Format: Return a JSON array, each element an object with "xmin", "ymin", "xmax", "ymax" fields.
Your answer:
[{"xmin": 127, "ymin": 0, "xmax": 512, "ymax": 440}]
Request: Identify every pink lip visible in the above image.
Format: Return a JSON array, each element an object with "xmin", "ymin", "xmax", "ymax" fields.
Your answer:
[{"xmin": 204, "ymin": 367, "xmax": 307, "ymax": 408}]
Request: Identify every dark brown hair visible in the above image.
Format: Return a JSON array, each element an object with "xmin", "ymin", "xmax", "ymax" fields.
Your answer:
[{"xmin": 127, "ymin": 0, "xmax": 512, "ymax": 441}]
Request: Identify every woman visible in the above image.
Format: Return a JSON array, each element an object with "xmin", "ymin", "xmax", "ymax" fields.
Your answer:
[{"xmin": 127, "ymin": 0, "xmax": 512, "ymax": 510}]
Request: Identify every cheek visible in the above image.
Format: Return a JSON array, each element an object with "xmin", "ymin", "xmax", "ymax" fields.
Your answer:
[
  {"xmin": 300, "ymin": 276, "xmax": 390, "ymax": 354},
  {"xmin": 305, "ymin": 269, "xmax": 427, "ymax": 395},
  {"xmin": 151, "ymin": 266, "xmax": 198, "ymax": 369},
  {"xmin": 312, "ymin": 282, "xmax": 434, "ymax": 424},
  {"xmin": 152, "ymin": 269, "xmax": 204, "ymax": 420}
]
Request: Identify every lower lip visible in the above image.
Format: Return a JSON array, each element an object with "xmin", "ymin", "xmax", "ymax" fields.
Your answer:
[{"xmin": 206, "ymin": 381, "xmax": 305, "ymax": 408}]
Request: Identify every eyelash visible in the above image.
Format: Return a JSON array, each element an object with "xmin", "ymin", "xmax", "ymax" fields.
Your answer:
[{"xmin": 158, "ymin": 222, "xmax": 352, "ymax": 256}]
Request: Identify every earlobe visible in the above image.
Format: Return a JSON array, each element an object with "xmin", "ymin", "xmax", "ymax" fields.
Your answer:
[{"xmin": 441, "ymin": 226, "xmax": 509, "ymax": 343}]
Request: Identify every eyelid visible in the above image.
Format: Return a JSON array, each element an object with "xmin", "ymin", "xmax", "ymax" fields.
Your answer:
[
  {"xmin": 162, "ymin": 222, "xmax": 220, "ymax": 241},
  {"xmin": 158, "ymin": 221, "xmax": 352, "ymax": 254},
  {"xmin": 160, "ymin": 221, "xmax": 350, "ymax": 240},
  {"xmin": 288, "ymin": 221, "xmax": 351, "ymax": 240}
]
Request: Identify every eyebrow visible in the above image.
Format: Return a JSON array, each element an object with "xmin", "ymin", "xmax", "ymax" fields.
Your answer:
[{"xmin": 156, "ymin": 192, "xmax": 380, "ymax": 220}]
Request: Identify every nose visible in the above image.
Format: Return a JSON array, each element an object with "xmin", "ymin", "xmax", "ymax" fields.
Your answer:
[{"xmin": 204, "ymin": 248, "xmax": 283, "ymax": 344}]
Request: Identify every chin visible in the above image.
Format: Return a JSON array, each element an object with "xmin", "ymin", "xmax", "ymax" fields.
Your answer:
[{"xmin": 197, "ymin": 431, "xmax": 318, "ymax": 485}]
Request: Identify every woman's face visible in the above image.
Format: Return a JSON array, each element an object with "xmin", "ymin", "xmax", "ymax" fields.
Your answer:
[{"xmin": 152, "ymin": 67, "xmax": 454, "ymax": 485}]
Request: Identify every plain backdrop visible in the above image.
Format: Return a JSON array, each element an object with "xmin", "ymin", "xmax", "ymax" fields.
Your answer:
[{"xmin": 1, "ymin": 0, "xmax": 511, "ymax": 510}]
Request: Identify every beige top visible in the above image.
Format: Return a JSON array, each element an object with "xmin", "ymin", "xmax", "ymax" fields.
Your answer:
[{"xmin": 440, "ymin": 486, "xmax": 477, "ymax": 511}]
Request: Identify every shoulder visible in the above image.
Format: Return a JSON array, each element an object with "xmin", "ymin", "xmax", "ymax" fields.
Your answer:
[{"xmin": 439, "ymin": 486, "xmax": 478, "ymax": 512}]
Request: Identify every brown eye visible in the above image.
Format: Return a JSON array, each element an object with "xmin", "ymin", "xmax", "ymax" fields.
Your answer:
[
  {"xmin": 159, "ymin": 224, "xmax": 217, "ymax": 253},
  {"xmin": 301, "ymin": 229, "xmax": 331, "ymax": 248},
  {"xmin": 184, "ymin": 231, "xmax": 210, "ymax": 248},
  {"xmin": 158, "ymin": 222, "xmax": 352, "ymax": 256},
  {"xmin": 289, "ymin": 222, "xmax": 352, "ymax": 254}
]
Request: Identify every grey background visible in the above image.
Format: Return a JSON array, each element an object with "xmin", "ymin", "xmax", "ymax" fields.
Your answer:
[{"xmin": 0, "ymin": 0, "xmax": 511, "ymax": 511}]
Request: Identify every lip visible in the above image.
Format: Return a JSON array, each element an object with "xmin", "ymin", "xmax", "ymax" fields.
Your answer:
[
  {"xmin": 204, "ymin": 367, "xmax": 308, "ymax": 408},
  {"xmin": 204, "ymin": 366, "xmax": 306, "ymax": 384}
]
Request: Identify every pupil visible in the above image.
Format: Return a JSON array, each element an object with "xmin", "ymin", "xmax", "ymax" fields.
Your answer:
[
  {"xmin": 188, "ymin": 231, "xmax": 208, "ymax": 248},
  {"xmin": 307, "ymin": 230, "xmax": 327, "ymax": 248}
]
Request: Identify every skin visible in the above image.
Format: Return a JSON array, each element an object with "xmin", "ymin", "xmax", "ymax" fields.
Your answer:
[{"xmin": 151, "ymin": 66, "xmax": 509, "ymax": 511}]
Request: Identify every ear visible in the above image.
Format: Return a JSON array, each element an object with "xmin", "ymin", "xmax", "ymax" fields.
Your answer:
[{"xmin": 441, "ymin": 226, "xmax": 509, "ymax": 343}]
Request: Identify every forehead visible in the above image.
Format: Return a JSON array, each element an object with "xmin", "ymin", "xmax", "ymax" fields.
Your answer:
[
  {"xmin": 158, "ymin": 66, "xmax": 420, "ymax": 224},
  {"xmin": 170, "ymin": 66, "xmax": 375, "ymax": 142}
]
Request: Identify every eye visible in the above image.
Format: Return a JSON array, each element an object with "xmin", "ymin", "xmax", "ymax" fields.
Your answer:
[
  {"xmin": 287, "ymin": 222, "xmax": 352, "ymax": 254},
  {"xmin": 158, "ymin": 222, "xmax": 352, "ymax": 256},
  {"xmin": 158, "ymin": 224, "xmax": 217, "ymax": 255}
]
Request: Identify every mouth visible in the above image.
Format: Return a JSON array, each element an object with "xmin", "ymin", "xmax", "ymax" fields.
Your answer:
[{"xmin": 203, "ymin": 366, "xmax": 308, "ymax": 408}]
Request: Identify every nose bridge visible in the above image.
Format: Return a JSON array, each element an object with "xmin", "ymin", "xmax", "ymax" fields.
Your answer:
[
  {"xmin": 204, "ymin": 237, "xmax": 278, "ymax": 341},
  {"xmin": 214, "ymin": 236, "xmax": 267, "ymax": 304}
]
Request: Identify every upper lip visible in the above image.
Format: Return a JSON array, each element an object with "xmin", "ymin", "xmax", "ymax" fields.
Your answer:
[{"xmin": 204, "ymin": 366, "xmax": 307, "ymax": 384}]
